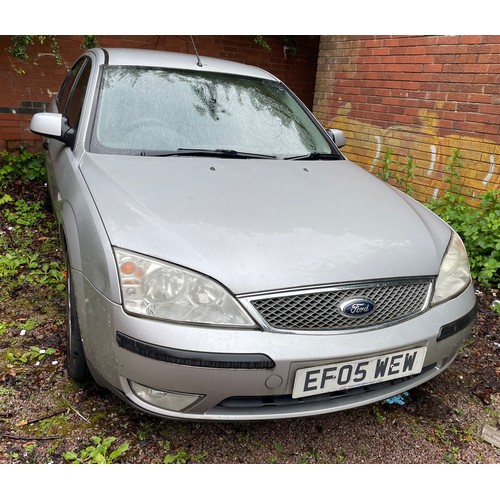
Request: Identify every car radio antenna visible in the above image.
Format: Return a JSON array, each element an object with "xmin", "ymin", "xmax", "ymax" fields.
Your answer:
[{"xmin": 190, "ymin": 35, "xmax": 203, "ymax": 67}]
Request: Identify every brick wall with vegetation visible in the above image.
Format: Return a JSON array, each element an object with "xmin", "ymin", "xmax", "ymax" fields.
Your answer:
[
  {"xmin": 313, "ymin": 35, "xmax": 500, "ymax": 205},
  {"xmin": 0, "ymin": 35, "xmax": 319, "ymax": 151}
]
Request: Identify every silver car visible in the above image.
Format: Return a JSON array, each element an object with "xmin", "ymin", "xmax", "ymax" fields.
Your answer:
[{"xmin": 30, "ymin": 48, "xmax": 477, "ymax": 421}]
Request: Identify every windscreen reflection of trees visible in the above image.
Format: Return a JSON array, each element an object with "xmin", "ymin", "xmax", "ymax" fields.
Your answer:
[{"xmin": 93, "ymin": 67, "xmax": 330, "ymax": 155}]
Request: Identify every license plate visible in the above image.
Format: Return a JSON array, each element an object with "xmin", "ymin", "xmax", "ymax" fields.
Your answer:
[{"xmin": 292, "ymin": 347, "xmax": 427, "ymax": 399}]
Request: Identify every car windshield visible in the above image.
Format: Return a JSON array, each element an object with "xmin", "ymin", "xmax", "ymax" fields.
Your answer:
[{"xmin": 90, "ymin": 66, "xmax": 335, "ymax": 157}]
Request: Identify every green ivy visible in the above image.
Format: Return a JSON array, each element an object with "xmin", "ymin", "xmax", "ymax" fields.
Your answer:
[
  {"xmin": 8, "ymin": 36, "xmax": 62, "ymax": 71},
  {"xmin": 8, "ymin": 36, "xmax": 99, "ymax": 72}
]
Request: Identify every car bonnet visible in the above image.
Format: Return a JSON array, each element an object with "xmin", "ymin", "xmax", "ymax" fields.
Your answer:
[{"xmin": 80, "ymin": 153, "xmax": 450, "ymax": 295}]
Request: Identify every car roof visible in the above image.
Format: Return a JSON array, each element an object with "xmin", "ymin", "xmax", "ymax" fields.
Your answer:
[{"xmin": 91, "ymin": 47, "xmax": 278, "ymax": 81}]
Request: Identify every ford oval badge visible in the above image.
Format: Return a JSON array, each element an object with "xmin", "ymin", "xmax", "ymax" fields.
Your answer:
[{"xmin": 339, "ymin": 298, "xmax": 376, "ymax": 318}]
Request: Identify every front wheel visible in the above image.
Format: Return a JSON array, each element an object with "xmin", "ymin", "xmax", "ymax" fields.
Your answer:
[{"xmin": 66, "ymin": 268, "xmax": 91, "ymax": 382}]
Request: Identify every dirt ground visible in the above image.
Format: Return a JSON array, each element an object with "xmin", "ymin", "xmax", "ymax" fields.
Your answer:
[{"xmin": 0, "ymin": 181, "xmax": 499, "ymax": 466}]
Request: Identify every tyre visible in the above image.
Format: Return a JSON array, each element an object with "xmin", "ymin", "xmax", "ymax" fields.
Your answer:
[{"xmin": 66, "ymin": 267, "xmax": 91, "ymax": 382}]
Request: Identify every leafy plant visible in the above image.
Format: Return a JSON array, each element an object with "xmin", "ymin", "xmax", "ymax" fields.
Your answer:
[
  {"xmin": 28, "ymin": 262, "xmax": 66, "ymax": 290},
  {"xmin": 5, "ymin": 199, "xmax": 46, "ymax": 227},
  {"xmin": 0, "ymin": 194, "xmax": 13, "ymax": 205},
  {"xmin": 5, "ymin": 346, "xmax": 56, "ymax": 365},
  {"xmin": 376, "ymin": 148, "xmax": 398, "ymax": 183},
  {"xmin": 429, "ymin": 188, "xmax": 500, "ymax": 288},
  {"xmin": 81, "ymin": 36, "xmax": 99, "ymax": 49},
  {"xmin": 8, "ymin": 36, "xmax": 62, "ymax": 65},
  {"xmin": 63, "ymin": 436, "xmax": 130, "ymax": 464},
  {"xmin": 443, "ymin": 148, "xmax": 463, "ymax": 194},
  {"xmin": 395, "ymin": 156, "xmax": 415, "ymax": 196},
  {"xmin": 0, "ymin": 150, "xmax": 46, "ymax": 186},
  {"xmin": 30, "ymin": 346, "xmax": 56, "ymax": 362},
  {"xmin": 0, "ymin": 151, "xmax": 65, "ymax": 295},
  {"xmin": 18, "ymin": 318, "xmax": 37, "ymax": 331},
  {"xmin": 376, "ymin": 148, "xmax": 415, "ymax": 195},
  {"xmin": 491, "ymin": 301, "xmax": 500, "ymax": 315},
  {"xmin": 6, "ymin": 350, "xmax": 29, "ymax": 364},
  {"xmin": 163, "ymin": 444, "xmax": 206, "ymax": 464},
  {"xmin": 254, "ymin": 36, "xmax": 272, "ymax": 52},
  {"xmin": 374, "ymin": 146, "xmax": 499, "ymax": 289},
  {"xmin": 8, "ymin": 36, "xmax": 98, "ymax": 72},
  {"xmin": 163, "ymin": 449, "xmax": 189, "ymax": 464}
]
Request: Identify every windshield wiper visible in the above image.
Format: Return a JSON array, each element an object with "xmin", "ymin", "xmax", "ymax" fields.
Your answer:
[
  {"xmin": 142, "ymin": 148, "xmax": 277, "ymax": 159},
  {"xmin": 284, "ymin": 152, "xmax": 343, "ymax": 161}
]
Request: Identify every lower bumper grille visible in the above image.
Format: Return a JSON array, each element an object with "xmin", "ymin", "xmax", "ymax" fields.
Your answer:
[{"xmin": 242, "ymin": 278, "xmax": 433, "ymax": 332}]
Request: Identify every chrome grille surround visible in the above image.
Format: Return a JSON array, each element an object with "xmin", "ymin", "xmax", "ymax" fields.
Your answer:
[{"xmin": 239, "ymin": 278, "xmax": 434, "ymax": 333}]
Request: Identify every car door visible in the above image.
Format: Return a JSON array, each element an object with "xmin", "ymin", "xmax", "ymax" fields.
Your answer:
[{"xmin": 45, "ymin": 57, "xmax": 92, "ymax": 226}]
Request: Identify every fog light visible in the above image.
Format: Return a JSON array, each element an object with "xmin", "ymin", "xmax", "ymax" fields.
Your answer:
[{"xmin": 130, "ymin": 381, "xmax": 204, "ymax": 412}]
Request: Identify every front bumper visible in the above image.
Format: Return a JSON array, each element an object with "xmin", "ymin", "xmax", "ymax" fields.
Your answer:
[{"xmin": 79, "ymin": 276, "xmax": 477, "ymax": 421}]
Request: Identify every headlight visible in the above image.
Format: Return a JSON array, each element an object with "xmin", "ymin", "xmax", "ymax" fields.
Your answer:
[
  {"xmin": 432, "ymin": 232, "xmax": 471, "ymax": 305},
  {"xmin": 114, "ymin": 248, "xmax": 256, "ymax": 327}
]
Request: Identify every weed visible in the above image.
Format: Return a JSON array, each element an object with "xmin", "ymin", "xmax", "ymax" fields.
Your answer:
[
  {"xmin": 395, "ymin": 156, "xmax": 415, "ymax": 196},
  {"xmin": 369, "ymin": 145, "xmax": 500, "ymax": 289},
  {"xmin": 163, "ymin": 448, "xmax": 206, "ymax": 464},
  {"xmin": 134, "ymin": 420, "xmax": 158, "ymax": 441},
  {"xmin": 18, "ymin": 318, "xmax": 37, "ymax": 331},
  {"xmin": 63, "ymin": 436, "xmax": 130, "ymax": 464},
  {"xmin": 23, "ymin": 443, "xmax": 37, "ymax": 454},
  {"xmin": 6, "ymin": 350, "xmax": 29, "ymax": 364},
  {"xmin": 358, "ymin": 446, "xmax": 369, "ymax": 456},
  {"xmin": 5, "ymin": 199, "xmax": 46, "ymax": 227},
  {"xmin": 443, "ymin": 446, "xmax": 460, "ymax": 464},
  {"xmin": 5, "ymin": 346, "xmax": 56, "ymax": 365},
  {"xmin": 0, "ymin": 196, "xmax": 65, "ymax": 293},
  {"xmin": 163, "ymin": 449, "xmax": 189, "ymax": 464},
  {"xmin": 443, "ymin": 148, "xmax": 463, "ymax": 195},
  {"xmin": 30, "ymin": 346, "xmax": 56, "ymax": 362},
  {"xmin": 491, "ymin": 301, "xmax": 500, "ymax": 316},
  {"xmin": 376, "ymin": 148, "xmax": 398, "ymax": 183},
  {"xmin": 0, "ymin": 150, "xmax": 46, "ymax": 186},
  {"xmin": 373, "ymin": 404, "xmax": 386, "ymax": 424},
  {"xmin": 428, "ymin": 189, "xmax": 500, "ymax": 288},
  {"xmin": 375, "ymin": 148, "xmax": 415, "ymax": 196},
  {"xmin": 0, "ymin": 194, "xmax": 13, "ymax": 205},
  {"xmin": 299, "ymin": 449, "xmax": 331, "ymax": 463}
]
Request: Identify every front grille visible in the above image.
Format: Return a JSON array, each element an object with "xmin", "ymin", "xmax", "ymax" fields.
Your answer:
[{"xmin": 245, "ymin": 278, "xmax": 433, "ymax": 332}]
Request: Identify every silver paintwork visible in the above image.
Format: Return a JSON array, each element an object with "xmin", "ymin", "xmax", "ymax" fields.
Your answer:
[
  {"xmin": 80, "ymin": 154, "xmax": 447, "ymax": 295},
  {"xmin": 30, "ymin": 48, "xmax": 476, "ymax": 421}
]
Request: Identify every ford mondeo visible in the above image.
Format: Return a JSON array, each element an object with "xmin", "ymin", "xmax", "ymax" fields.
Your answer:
[{"xmin": 29, "ymin": 48, "xmax": 477, "ymax": 421}]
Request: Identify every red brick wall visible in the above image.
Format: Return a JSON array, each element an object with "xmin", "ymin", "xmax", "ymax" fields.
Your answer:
[
  {"xmin": 314, "ymin": 35, "xmax": 500, "ymax": 204},
  {"xmin": 0, "ymin": 35, "xmax": 319, "ymax": 151}
]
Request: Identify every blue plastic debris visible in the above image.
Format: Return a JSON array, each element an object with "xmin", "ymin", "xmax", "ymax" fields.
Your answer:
[{"xmin": 384, "ymin": 391, "xmax": 410, "ymax": 405}]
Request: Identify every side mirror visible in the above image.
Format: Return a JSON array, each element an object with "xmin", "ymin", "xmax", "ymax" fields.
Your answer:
[
  {"xmin": 30, "ymin": 112, "xmax": 75, "ymax": 148},
  {"xmin": 326, "ymin": 128, "xmax": 346, "ymax": 148}
]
